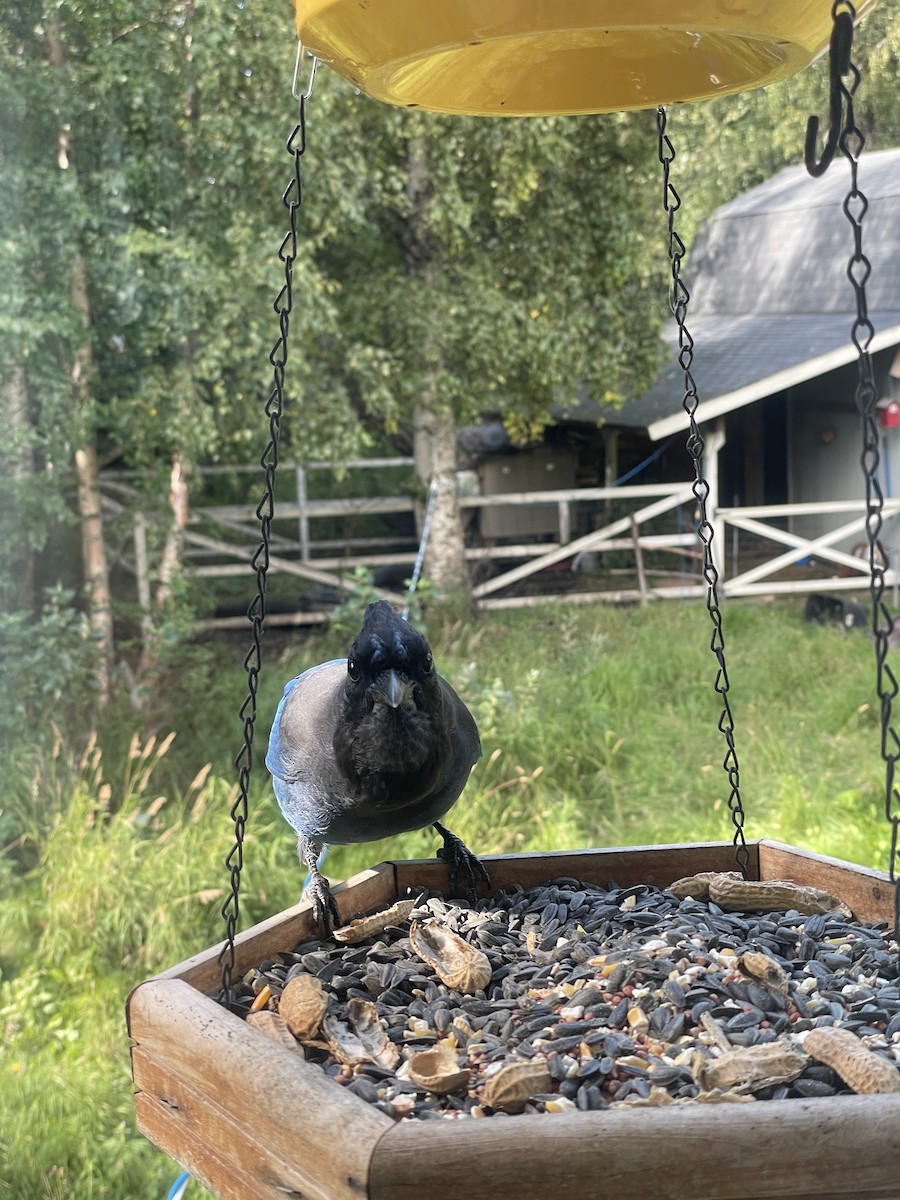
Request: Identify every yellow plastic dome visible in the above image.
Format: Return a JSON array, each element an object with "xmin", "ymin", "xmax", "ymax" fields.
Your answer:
[{"xmin": 293, "ymin": 1, "xmax": 876, "ymax": 116}]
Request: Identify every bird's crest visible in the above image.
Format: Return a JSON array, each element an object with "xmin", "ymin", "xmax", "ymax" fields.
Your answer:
[{"xmin": 352, "ymin": 601, "xmax": 428, "ymax": 671}]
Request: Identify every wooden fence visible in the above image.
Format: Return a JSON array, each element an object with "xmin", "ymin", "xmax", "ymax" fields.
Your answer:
[{"xmin": 99, "ymin": 459, "xmax": 900, "ymax": 627}]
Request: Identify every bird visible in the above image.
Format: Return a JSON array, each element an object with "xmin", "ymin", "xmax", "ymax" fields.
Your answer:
[{"xmin": 266, "ymin": 600, "xmax": 489, "ymax": 931}]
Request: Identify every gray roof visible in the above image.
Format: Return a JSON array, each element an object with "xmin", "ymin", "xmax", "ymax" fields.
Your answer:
[{"xmin": 615, "ymin": 147, "xmax": 900, "ymax": 440}]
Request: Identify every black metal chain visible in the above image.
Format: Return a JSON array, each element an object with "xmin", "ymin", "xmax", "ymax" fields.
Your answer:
[
  {"xmin": 809, "ymin": 2, "xmax": 900, "ymax": 936},
  {"xmin": 656, "ymin": 107, "xmax": 750, "ymax": 879},
  {"xmin": 218, "ymin": 94, "xmax": 311, "ymax": 1007}
]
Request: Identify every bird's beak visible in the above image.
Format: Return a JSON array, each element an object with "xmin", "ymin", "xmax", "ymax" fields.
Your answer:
[{"xmin": 373, "ymin": 669, "xmax": 415, "ymax": 709}]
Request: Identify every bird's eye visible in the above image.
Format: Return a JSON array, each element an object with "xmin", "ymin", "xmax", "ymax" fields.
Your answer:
[
  {"xmin": 423, "ymin": 652, "xmax": 434, "ymax": 675},
  {"xmin": 347, "ymin": 658, "xmax": 360, "ymax": 681}
]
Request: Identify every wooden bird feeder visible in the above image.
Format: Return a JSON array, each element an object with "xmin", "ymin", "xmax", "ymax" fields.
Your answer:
[
  {"xmin": 128, "ymin": 6, "xmax": 899, "ymax": 1198},
  {"xmin": 127, "ymin": 840, "xmax": 900, "ymax": 1200}
]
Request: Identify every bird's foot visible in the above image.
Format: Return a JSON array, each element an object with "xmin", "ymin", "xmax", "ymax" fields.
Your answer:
[
  {"xmin": 433, "ymin": 822, "xmax": 491, "ymax": 903},
  {"xmin": 304, "ymin": 869, "xmax": 341, "ymax": 935},
  {"xmin": 300, "ymin": 838, "xmax": 341, "ymax": 934}
]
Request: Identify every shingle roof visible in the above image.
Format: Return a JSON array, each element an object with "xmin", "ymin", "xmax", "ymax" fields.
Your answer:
[{"xmin": 613, "ymin": 147, "xmax": 900, "ymax": 439}]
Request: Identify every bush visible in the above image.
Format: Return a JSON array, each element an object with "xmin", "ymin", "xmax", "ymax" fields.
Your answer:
[{"xmin": 0, "ymin": 586, "xmax": 101, "ymax": 748}]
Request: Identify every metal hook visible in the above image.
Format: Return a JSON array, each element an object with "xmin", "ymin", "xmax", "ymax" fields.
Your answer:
[
  {"xmin": 805, "ymin": 3, "xmax": 855, "ymax": 178},
  {"xmin": 291, "ymin": 41, "xmax": 318, "ymax": 103}
]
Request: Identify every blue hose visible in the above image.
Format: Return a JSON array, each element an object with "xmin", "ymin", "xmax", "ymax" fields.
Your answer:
[
  {"xmin": 612, "ymin": 437, "xmax": 675, "ymax": 486},
  {"xmin": 166, "ymin": 1172, "xmax": 190, "ymax": 1200}
]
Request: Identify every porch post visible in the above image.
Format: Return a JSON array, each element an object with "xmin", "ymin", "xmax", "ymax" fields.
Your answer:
[
  {"xmin": 602, "ymin": 427, "xmax": 620, "ymax": 522},
  {"xmin": 704, "ymin": 420, "xmax": 726, "ymax": 581}
]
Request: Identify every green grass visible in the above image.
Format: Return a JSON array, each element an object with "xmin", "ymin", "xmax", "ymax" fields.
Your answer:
[{"xmin": 1, "ymin": 597, "xmax": 895, "ymax": 1199}]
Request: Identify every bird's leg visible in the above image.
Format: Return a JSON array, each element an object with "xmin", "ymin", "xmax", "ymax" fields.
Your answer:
[
  {"xmin": 433, "ymin": 822, "xmax": 491, "ymax": 902},
  {"xmin": 299, "ymin": 836, "xmax": 341, "ymax": 934}
]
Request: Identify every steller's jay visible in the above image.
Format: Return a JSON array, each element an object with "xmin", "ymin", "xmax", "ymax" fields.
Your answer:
[{"xmin": 266, "ymin": 600, "xmax": 489, "ymax": 930}]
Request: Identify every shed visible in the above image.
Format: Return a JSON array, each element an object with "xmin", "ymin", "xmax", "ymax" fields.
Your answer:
[{"xmin": 616, "ymin": 146, "xmax": 900, "ymax": 550}]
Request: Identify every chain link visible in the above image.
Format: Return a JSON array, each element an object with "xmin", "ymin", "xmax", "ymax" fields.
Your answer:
[
  {"xmin": 218, "ymin": 94, "xmax": 311, "ymax": 1007},
  {"xmin": 815, "ymin": 1, "xmax": 900, "ymax": 936},
  {"xmin": 656, "ymin": 107, "xmax": 750, "ymax": 878}
]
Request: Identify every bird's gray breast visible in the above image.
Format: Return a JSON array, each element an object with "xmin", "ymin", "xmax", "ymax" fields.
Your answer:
[{"xmin": 267, "ymin": 661, "xmax": 481, "ymax": 845}]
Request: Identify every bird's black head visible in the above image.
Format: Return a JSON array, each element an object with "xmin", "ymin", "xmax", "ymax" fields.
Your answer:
[{"xmin": 337, "ymin": 601, "xmax": 445, "ymax": 782}]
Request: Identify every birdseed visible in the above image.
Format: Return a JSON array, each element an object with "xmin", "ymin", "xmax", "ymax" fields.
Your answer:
[{"xmin": 221, "ymin": 877, "xmax": 900, "ymax": 1119}]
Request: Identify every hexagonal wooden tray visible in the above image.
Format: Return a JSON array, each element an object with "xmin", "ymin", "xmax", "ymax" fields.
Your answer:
[{"xmin": 127, "ymin": 840, "xmax": 900, "ymax": 1200}]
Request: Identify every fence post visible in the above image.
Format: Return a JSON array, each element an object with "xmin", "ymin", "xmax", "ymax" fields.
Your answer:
[
  {"xmin": 558, "ymin": 500, "xmax": 571, "ymax": 546},
  {"xmin": 296, "ymin": 464, "xmax": 310, "ymax": 561},
  {"xmin": 629, "ymin": 514, "xmax": 649, "ymax": 606},
  {"xmin": 133, "ymin": 510, "xmax": 154, "ymax": 648}
]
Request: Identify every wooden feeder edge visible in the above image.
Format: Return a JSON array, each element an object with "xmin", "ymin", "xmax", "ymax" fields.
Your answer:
[{"xmin": 127, "ymin": 841, "xmax": 900, "ymax": 1200}]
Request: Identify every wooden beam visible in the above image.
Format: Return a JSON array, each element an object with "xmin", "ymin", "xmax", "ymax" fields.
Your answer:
[
  {"xmin": 198, "ymin": 496, "xmax": 416, "ymax": 521},
  {"xmin": 194, "ymin": 611, "xmax": 330, "ymax": 630},
  {"xmin": 392, "ymin": 841, "xmax": 758, "ymax": 895},
  {"xmin": 724, "ymin": 577, "xmax": 877, "ymax": 597},
  {"xmin": 718, "ymin": 499, "xmax": 900, "ymax": 519},
  {"xmin": 128, "ymin": 841, "xmax": 899, "ymax": 1200},
  {"xmin": 181, "ymin": 530, "xmax": 401, "ymax": 600},
  {"xmin": 758, "ymin": 839, "xmax": 896, "ymax": 924},
  {"xmin": 151, "ymin": 863, "xmax": 398, "ymax": 993},
  {"xmin": 129, "ymin": 979, "xmax": 392, "ymax": 1200},
  {"xmin": 460, "ymin": 484, "xmax": 687, "ymax": 507},
  {"xmin": 133, "ymin": 511, "xmax": 153, "ymax": 648},
  {"xmin": 724, "ymin": 513, "xmax": 871, "ymax": 576},
  {"xmin": 478, "ymin": 586, "xmax": 705, "ymax": 610},
  {"xmin": 369, "ymin": 1095, "xmax": 900, "ymax": 1200},
  {"xmin": 104, "ymin": 456, "xmax": 416, "ymax": 478}
]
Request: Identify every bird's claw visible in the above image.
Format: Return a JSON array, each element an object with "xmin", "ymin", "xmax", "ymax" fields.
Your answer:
[
  {"xmin": 305, "ymin": 873, "xmax": 341, "ymax": 935},
  {"xmin": 434, "ymin": 822, "xmax": 491, "ymax": 903},
  {"xmin": 299, "ymin": 838, "xmax": 341, "ymax": 935}
]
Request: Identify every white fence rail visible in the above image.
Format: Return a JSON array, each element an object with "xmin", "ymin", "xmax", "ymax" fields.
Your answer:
[
  {"xmin": 99, "ymin": 461, "xmax": 900, "ymax": 623},
  {"xmin": 718, "ymin": 500, "xmax": 900, "ymax": 603}
]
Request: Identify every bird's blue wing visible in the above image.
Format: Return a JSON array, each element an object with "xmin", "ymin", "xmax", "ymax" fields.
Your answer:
[{"xmin": 265, "ymin": 659, "xmax": 345, "ymax": 781}]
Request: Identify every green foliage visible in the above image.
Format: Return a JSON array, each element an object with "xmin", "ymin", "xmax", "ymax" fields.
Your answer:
[
  {"xmin": 4, "ymin": 0, "xmax": 900, "ymax": 687},
  {"xmin": 326, "ymin": 567, "xmax": 435, "ymax": 642},
  {"xmin": 1, "ymin": 1021, "xmax": 190, "ymax": 1200},
  {"xmin": 6, "ymin": 1, "xmax": 664, "ymax": 465},
  {"xmin": 1, "ymin": 0, "xmax": 679, "ymax": 683},
  {"xmin": 0, "ymin": 589, "xmax": 101, "ymax": 824},
  {"xmin": 327, "ymin": 567, "xmax": 392, "ymax": 642},
  {"xmin": 0, "ymin": 734, "xmax": 218, "ymax": 1200},
  {"xmin": 305, "ymin": 100, "xmax": 668, "ymax": 442}
]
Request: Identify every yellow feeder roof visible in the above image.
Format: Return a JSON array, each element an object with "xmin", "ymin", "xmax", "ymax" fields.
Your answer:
[{"xmin": 293, "ymin": 0, "xmax": 878, "ymax": 117}]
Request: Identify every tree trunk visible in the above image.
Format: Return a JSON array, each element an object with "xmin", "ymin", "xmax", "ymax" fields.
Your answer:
[
  {"xmin": 413, "ymin": 403, "xmax": 469, "ymax": 595},
  {"xmin": 155, "ymin": 450, "xmax": 190, "ymax": 613},
  {"xmin": 1, "ymin": 366, "xmax": 35, "ymax": 611},
  {"xmin": 137, "ymin": 451, "xmax": 190, "ymax": 673},
  {"xmin": 405, "ymin": 136, "xmax": 470, "ymax": 599},
  {"xmin": 74, "ymin": 439, "xmax": 114, "ymax": 700},
  {"xmin": 48, "ymin": 15, "xmax": 115, "ymax": 702}
]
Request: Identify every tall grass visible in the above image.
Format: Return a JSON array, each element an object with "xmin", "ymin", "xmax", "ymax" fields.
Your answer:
[
  {"xmin": 0, "ymin": 733, "xmax": 287, "ymax": 1200},
  {"xmin": 328, "ymin": 599, "xmax": 892, "ymax": 877},
  {"xmin": 1, "ymin": 598, "xmax": 894, "ymax": 1199}
]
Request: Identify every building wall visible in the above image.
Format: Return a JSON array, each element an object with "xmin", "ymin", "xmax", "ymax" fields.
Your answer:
[
  {"xmin": 479, "ymin": 446, "xmax": 578, "ymax": 538},
  {"xmin": 787, "ymin": 351, "xmax": 900, "ymax": 552}
]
